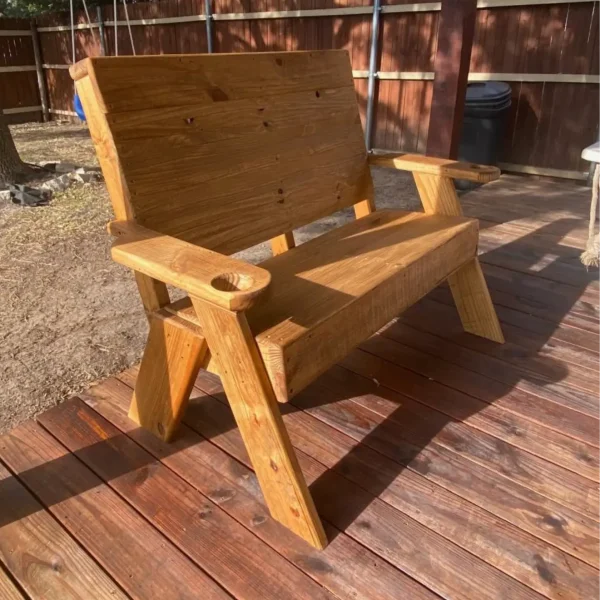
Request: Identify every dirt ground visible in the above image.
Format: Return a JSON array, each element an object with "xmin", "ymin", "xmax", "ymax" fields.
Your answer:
[{"xmin": 0, "ymin": 121, "xmax": 420, "ymax": 433}]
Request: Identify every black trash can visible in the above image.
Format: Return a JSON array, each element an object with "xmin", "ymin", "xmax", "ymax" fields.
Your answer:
[{"xmin": 457, "ymin": 81, "xmax": 512, "ymax": 189}]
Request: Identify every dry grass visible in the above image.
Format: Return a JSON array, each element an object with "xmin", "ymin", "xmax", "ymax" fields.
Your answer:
[{"xmin": 0, "ymin": 121, "xmax": 419, "ymax": 433}]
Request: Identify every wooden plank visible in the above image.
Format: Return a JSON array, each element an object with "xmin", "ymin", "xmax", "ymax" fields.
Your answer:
[
  {"xmin": 105, "ymin": 85, "xmax": 359, "ymax": 141},
  {"xmin": 368, "ymin": 153, "xmax": 499, "ymax": 182},
  {"xmin": 385, "ymin": 317, "xmax": 598, "ymax": 418},
  {"xmin": 289, "ymin": 379, "xmax": 600, "ymax": 578},
  {"xmin": 133, "ymin": 271, "xmax": 169, "ymax": 315},
  {"xmin": 448, "ymin": 257, "xmax": 505, "ymax": 342},
  {"xmin": 0, "ymin": 461, "xmax": 124, "ymax": 600},
  {"xmin": 411, "ymin": 172, "xmax": 504, "ymax": 342},
  {"xmin": 129, "ymin": 311, "xmax": 207, "ymax": 441},
  {"xmin": 368, "ymin": 320, "xmax": 600, "ymax": 447},
  {"xmin": 38, "ymin": 398, "xmax": 335, "ymax": 600},
  {"xmin": 315, "ymin": 357, "xmax": 599, "ymax": 518},
  {"xmin": 72, "ymin": 51, "xmax": 356, "ymax": 112},
  {"xmin": 82, "ymin": 374, "xmax": 440, "ymax": 600},
  {"xmin": 185, "ymin": 369, "xmax": 596, "ymax": 597},
  {"xmin": 480, "ymin": 263, "xmax": 599, "ymax": 323},
  {"xmin": 0, "ymin": 421, "xmax": 230, "ymax": 600},
  {"xmin": 275, "ymin": 371, "xmax": 599, "ymax": 563},
  {"xmin": 191, "ymin": 299, "xmax": 328, "ymax": 549},
  {"xmin": 405, "ymin": 298, "xmax": 600, "ymax": 395},
  {"xmin": 75, "ymin": 51, "xmax": 374, "ymax": 256},
  {"xmin": 110, "ymin": 221, "xmax": 271, "ymax": 311},
  {"xmin": 0, "ymin": 568, "xmax": 25, "ymax": 600},
  {"xmin": 250, "ymin": 210, "xmax": 479, "ymax": 401},
  {"xmin": 430, "ymin": 285, "xmax": 600, "ymax": 351},
  {"xmin": 270, "ymin": 231, "xmax": 295, "ymax": 255},
  {"xmin": 426, "ymin": 0, "xmax": 477, "ymax": 158},
  {"xmin": 346, "ymin": 339, "xmax": 599, "ymax": 478}
]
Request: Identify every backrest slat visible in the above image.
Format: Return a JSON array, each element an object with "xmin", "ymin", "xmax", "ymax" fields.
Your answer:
[{"xmin": 74, "ymin": 51, "xmax": 373, "ymax": 255}]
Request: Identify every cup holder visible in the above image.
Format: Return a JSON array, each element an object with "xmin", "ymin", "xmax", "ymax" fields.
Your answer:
[{"xmin": 211, "ymin": 272, "xmax": 255, "ymax": 293}]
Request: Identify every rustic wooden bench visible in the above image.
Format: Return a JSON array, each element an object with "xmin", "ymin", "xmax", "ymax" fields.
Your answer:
[{"xmin": 72, "ymin": 50, "xmax": 504, "ymax": 550}]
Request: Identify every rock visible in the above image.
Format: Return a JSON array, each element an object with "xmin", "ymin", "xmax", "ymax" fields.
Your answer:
[
  {"xmin": 8, "ymin": 184, "xmax": 52, "ymax": 207},
  {"xmin": 54, "ymin": 162, "xmax": 78, "ymax": 174},
  {"xmin": 0, "ymin": 189, "xmax": 11, "ymax": 203},
  {"xmin": 41, "ymin": 174, "xmax": 72, "ymax": 192},
  {"xmin": 73, "ymin": 167, "xmax": 101, "ymax": 184}
]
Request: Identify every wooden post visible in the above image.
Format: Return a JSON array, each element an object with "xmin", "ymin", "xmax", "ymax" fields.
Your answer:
[
  {"xmin": 30, "ymin": 20, "xmax": 49, "ymax": 122},
  {"xmin": 96, "ymin": 6, "xmax": 107, "ymax": 56},
  {"xmin": 426, "ymin": 0, "xmax": 477, "ymax": 159}
]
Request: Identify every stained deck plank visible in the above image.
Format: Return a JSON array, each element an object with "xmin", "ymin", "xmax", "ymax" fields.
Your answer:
[
  {"xmin": 80, "ymin": 376, "xmax": 440, "ymax": 600},
  {"xmin": 190, "ymin": 368, "xmax": 599, "ymax": 568},
  {"xmin": 1, "ymin": 175, "xmax": 598, "ymax": 600},
  {"xmin": 358, "ymin": 328, "xmax": 600, "ymax": 447},
  {"xmin": 37, "ymin": 398, "xmax": 337, "ymax": 600},
  {"xmin": 0, "ymin": 422, "xmax": 230, "ymax": 600},
  {"xmin": 0, "ymin": 458, "xmax": 127, "ymax": 600},
  {"xmin": 182, "ymin": 372, "xmax": 597, "ymax": 598}
]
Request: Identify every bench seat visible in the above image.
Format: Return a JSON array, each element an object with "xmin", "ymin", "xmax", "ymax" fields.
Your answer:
[{"xmin": 165, "ymin": 210, "xmax": 479, "ymax": 402}]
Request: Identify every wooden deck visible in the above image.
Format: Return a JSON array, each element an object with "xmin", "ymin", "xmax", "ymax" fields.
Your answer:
[{"xmin": 1, "ymin": 175, "xmax": 598, "ymax": 600}]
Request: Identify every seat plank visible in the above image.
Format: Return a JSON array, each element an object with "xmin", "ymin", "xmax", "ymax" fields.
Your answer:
[{"xmin": 169, "ymin": 210, "xmax": 479, "ymax": 401}]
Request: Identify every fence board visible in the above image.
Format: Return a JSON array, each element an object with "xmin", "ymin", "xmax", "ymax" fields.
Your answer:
[
  {"xmin": 1, "ymin": 1, "xmax": 598, "ymax": 172},
  {"xmin": 0, "ymin": 18, "xmax": 40, "ymax": 123}
]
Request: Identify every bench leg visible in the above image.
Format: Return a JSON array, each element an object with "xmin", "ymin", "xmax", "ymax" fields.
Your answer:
[
  {"xmin": 129, "ymin": 313, "xmax": 208, "ymax": 442},
  {"xmin": 192, "ymin": 298, "xmax": 328, "ymax": 550},
  {"xmin": 448, "ymin": 257, "xmax": 505, "ymax": 343}
]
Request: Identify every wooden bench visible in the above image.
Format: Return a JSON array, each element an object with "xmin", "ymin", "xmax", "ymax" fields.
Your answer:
[{"xmin": 72, "ymin": 50, "xmax": 504, "ymax": 550}]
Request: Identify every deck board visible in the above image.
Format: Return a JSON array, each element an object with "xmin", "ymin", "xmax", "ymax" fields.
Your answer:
[
  {"xmin": 1, "ymin": 175, "xmax": 598, "ymax": 600},
  {"xmin": 0, "ymin": 567, "xmax": 27, "ymax": 600}
]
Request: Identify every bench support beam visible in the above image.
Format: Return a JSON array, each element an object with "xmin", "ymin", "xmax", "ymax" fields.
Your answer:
[
  {"xmin": 192, "ymin": 297, "xmax": 328, "ymax": 549},
  {"xmin": 129, "ymin": 313, "xmax": 207, "ymax": 441},
  {"xmin": 413, "ymin": 172, "xmax": 504, "ymax": 343}
]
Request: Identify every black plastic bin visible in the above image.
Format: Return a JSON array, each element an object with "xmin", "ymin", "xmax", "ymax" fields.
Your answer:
[{"xmin": 457, "ymin": 81, "xmax": 512, "ymax": 189}]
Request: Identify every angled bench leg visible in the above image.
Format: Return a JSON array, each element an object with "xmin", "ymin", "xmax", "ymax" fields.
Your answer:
[
  {"xmin": 413, "ymin": 172, "xmax": 504, "ymax": 343},
  {"xmin": 192, "ymin": 297, "xmax": 328, "ymax": 550},
  {"xmin": 448, "ymin": 258, "xmax": 505, "ymax": 343},
  {"xmin": 129, "ymin": 313, "xmax": 208, "ymax": 442}
]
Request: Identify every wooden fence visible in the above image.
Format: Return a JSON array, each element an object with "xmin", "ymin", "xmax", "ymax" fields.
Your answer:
[{"xmin": 0, "ymin": 0, "xmax": 598, "ymax": 177}]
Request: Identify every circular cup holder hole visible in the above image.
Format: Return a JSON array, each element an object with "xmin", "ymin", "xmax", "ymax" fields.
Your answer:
[{"xmin": 211, "ymin": 272, "xmax": 255, "ymax": 293}]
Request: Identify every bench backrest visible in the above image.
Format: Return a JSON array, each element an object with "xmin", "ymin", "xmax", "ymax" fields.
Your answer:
[{"xmin": 73, "ymin": 51, "xmax": 373, "ymax": 255}]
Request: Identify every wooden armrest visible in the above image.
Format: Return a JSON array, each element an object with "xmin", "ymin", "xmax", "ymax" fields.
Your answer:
[
  {"xmin": 108, "ymin": 221, "xmax": 271, "ymax": 311},
  {"xmin": 368, "ymin": 153, "xmax": 500, "ymax": 183}
]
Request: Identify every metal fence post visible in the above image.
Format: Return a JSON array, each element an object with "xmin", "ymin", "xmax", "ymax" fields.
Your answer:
[
  {"xmin": 97, "ymin": 5, "xmax": 107, "ymax": 56},
  {"xmin": 364, "ymin": 0, "xmax": 381, "ymax": 151},
  {"xmin": 205, "ymin": 0, "xmax": 214, "ymax": 53},
  {"xmin": 30, "ymin": 19, "xmax": 50, "ymax": 122}
]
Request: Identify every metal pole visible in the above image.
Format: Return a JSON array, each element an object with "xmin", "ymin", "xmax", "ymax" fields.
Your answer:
[
  {"xmin": 30, "ymin": 19, "xmax": 50, "ymax": 122},
  {"xmin": 114, "ymin": 0, "xmax": 118, "ymax": 56},
  {"xmin": 69, "ymin": 0, "xmax": 76, "ymax": 64},
  {"xmin": 205, "ymin": 0, "xmax": 214, "ymax": 53},
  {"xmin": 364, "ymin": 0, "xmax": 381, "ymax": 151},
  {"xmin": 96, "ymin": 5, "xmax": 107, "ymax": 56}
]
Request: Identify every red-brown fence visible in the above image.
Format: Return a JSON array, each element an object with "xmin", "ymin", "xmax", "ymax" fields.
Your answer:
[
  {"xmin": 1, "ymin": 0, "xmax": 598, "ymax": 177},
  {"xmin": 0, "ymin": 18, "xmax": 41, "ymax": 123}
]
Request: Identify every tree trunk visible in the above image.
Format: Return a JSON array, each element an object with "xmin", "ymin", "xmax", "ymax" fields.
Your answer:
[{"xmin": 0, "ymin": 110, "xmax": 31, "ymax": 185}]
